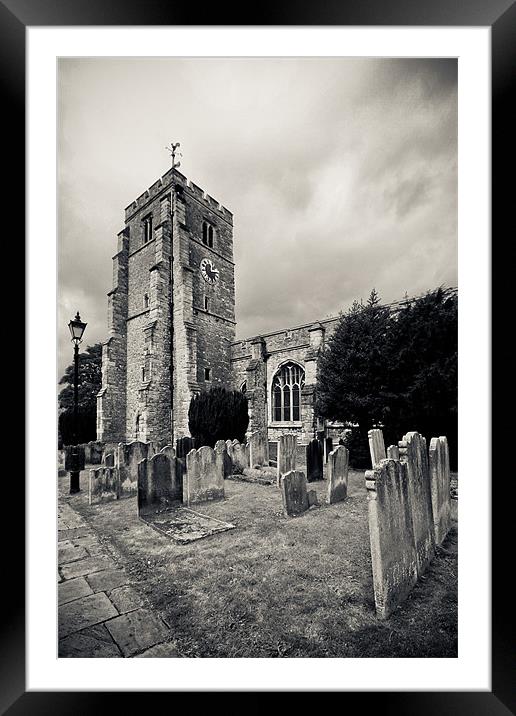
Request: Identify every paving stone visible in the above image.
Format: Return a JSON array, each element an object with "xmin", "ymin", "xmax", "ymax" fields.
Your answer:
[
  {"xmin": 58, "ymin": 577, "xmax": 93, "ymax": 605},
  {"xmin": 59, "ymin": 592, "xmax": 119, "ymax": 638},
  {"xmin": 58, "ymin": 542, "xmax": 89, "ymax": 565},
  {"xmin": 136, "ymin": 641, "xmax": 179, "ymax": 658},
  {"xmin": 86, "ymin": 569, "xmax": 129, "ymax": 593},
  {"xmin": 59, "ymin": 624, "xmax": 122, "ymax": 658},
  {"xmin": 58, "ymin": 527, "xmax": 94, "ymax": 541},
  {"xmin": 108, "ymin": 585, "xmax": 143, "ymax": 614},
  {"xmin": 105, "ymin": 608, "xmax": 169, "ymax": 657},
  {"xmin": 60, "ymin": 555, "xmax": 116, "ymax": 580}
]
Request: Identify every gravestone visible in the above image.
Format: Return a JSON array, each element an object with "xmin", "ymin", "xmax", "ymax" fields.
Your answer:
[
  {"xmin": 429, "ymin": 436, "xmax": 451, "ymax": 545},
  {"xmin": 215, "ymin": 440, "xmax": 232, "ymax": 478},
  {"xmin": 368, "ymin": 428, "xmax": 386, "ymax": 468},
  {"xmin": 306, "ymin": 439, "xmax": 323, "ymax": 482},
  {"xmin": 176, "ymin": 436, "xmax": 195, "ymax": 459},
  {"xmin": 227, "ymin": 440, "xmax": 248, "ymax": 473},
  {"xmin": 248, "ymin": 431, "xmax": 268, "ymax": 468},
  {"xmin": 65, "ymin": 445, "xmax": 85, "ymax": 472},
  {"xmin": 117, "ymin": 441, "xmax": 149, "ymax": 498},
  {"xmin": 88, "ymin": 441, "xmax": 104, "ymax": 465},
  {"xmin": 398, "ymin": 431, "xmax": 435, "ymax": 576},
  {"xmin": 327, "ymin": 445, "xmax": 349, "ymax": 504},
  {"xmin": 280, "ymin": 470, "xmax": 310, "ymax": 517},
  {"xmin": 89, "ymin": 467, "xmax": 118, "ymax": 505},
  {"xmin": 366, "ymin": 458, "xmax": 418, "ymax": 619},
  {"xmin": 104, "ymin": 452, "xmax": 115, "ymax": 468},
  {"xmin": 184, "ymin": 446, "xmax": 224, "ymax": 506},
  {"xmin": 277, "ymin": 434, "xmax": 297, "ymax": 485},
  {"xmin": 58, "ymin": 449, "xmax": 65, "ymax": 470},
  {"xmin": 137, "ymin": 452, "xmax": 181, "ymax": 517},
  {"xmin": 386, "ymin": 445, "xmax": 400, "ymax": 460}
]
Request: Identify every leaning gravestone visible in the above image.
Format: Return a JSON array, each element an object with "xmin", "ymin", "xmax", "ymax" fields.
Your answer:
[
  {"xmin": 368, "ymin": 428, "xmax": 386, "ymax": 468},
  {"xmin": 277, "ymin": 434, "xmax": 297, "ymax": 485},
  {"xmin": 398, "ymin": 431, "xmax": 435, "ymax": 577},
  {"xmin": 365, "ymin": 458, "xmax": 418, "ymax": 619},
  {"xmin": 429, "ymin": 436, "xmax": 451, "ymax": 545},
  {"xmin": 306, "ymin": 439, "xmax": 323, "ymax": 482},
  {"xmin": 117, "ymin": 440, "xmax": 149, "ymax": 498},
  {"xmin": 327, "ymin": 445, "xmax": 349, "ymax": 504},
  {"xmin": 89, "ymin": 466, "xmax": 118, "ymax": 505},
  {"xmin": 248, "ymin": 431, "xmax": 268, "ymax": 468},
  {"xmin": 215, "ymin": 440, "xmax": 232, "ymax": 478},
  {"xmin": 137, "ymin": 452, "xmax": 181, "ymax": 517},
  {"xmin": 184, "ymin": 446, "xmax": 224, "ymax": 506},
  {"xmin": 280, "ymin": 470, "xmax": 310, "ymax": 517}
]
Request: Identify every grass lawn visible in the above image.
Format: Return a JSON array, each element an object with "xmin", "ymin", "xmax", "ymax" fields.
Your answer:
[{"xmin": 60, "ymin": 467, "xmax": 458, "ymax": 658}]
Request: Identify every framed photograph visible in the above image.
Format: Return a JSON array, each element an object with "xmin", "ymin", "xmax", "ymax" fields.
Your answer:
[{"xmin": 6, "ymin": 0, "xmax": 510, "ymax": 708}]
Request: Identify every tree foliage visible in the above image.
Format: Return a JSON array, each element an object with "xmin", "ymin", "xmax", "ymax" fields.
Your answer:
[
  {"xmin": 316, "ymin": 288, "xmax": 458, "ymax": 468},
  {"xmin": 188, "ymin": 386, "xmax": 249, "ymax": 448},
  {"xmin": 58, "ymin": 343, "xmax": 102, "ymax": 446}
]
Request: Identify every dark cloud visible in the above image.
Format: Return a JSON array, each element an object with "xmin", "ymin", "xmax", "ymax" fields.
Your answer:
[{"xmin": 58, "ymin": 57, "xmax": 457, "ymax": 378}]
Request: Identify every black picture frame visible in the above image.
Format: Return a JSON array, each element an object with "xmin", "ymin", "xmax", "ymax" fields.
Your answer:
[{"xmin": 5, "ymin": 0, "xmax": 512, "ymax": 710}]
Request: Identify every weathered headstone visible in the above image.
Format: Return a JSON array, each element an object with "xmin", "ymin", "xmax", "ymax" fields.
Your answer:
[
  {"xmin": 88, "ymin": 441, "xmax": 104, "ymax": 465},
  {"xmin": 117, "ymin": 441, "xmax": 149, "ymax": 498},
  {"xmin": 429, "ymin": 436, "xmax": 451, "ymax": 545},
  {"xmin": 176, "ymin": 436, "xmax": 195, "ymax": 459},
  {"xmin": 306, "ymin": 439, "xmax": 323, "ymax": 482},
  {"xmin": 104, "ymin": 452, "xmax": 115, "ymax": 468},
  {"xmin": 227, "ymin": 440, "xmax": 248, "ymax": 473},
  {"xmin": 184, "ymin": 446, "xmax": 224, "ymax": 506},
  {"xmin": 89, "ymin": 467, "xmax": 118, "ymax": 505},
  {"xmin": 398, "ymin": 431, "xmax": 435, "ymax": 576},
  {"xmin": 368, "ymin": 428, "xmax": 386, "ymax": 468},
  {"xmin": 215, "ymin": 440, "xmax": 232, "ymax": 478},
  {"xmin": 386, "ymin": 444, "xmax": 400, "ymax": 460},
  {"xmin": 137, "ymin": 452, "xmax": 181, "ymax": 517},
  {"xmin": 277, "ymin": 433, "xmax": 297, "ymax": 485},
  {"xmin": 248, "ymin": 430, "xmax": 269, "ymax": 468},
  {"xmin": 327, "ymin": 445, "xmax": 349, "ymax": 504},
  {"xmin": 366, "ymin": 458, "xmax": 418, "ymax": 619},
  {"xmin": 280, "ymin": 470, "xmax": 309, "ymax": 517}
]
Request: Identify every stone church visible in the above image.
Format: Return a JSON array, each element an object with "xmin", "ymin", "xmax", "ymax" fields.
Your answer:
[{"xmin": 96, "ymin": 167, "xmax": 417, "ymax": 448}]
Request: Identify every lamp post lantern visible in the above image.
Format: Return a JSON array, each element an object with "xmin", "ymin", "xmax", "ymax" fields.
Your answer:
[{"xmin": 67, "ymin": 311, "xmax": 87, "ymax": 494}]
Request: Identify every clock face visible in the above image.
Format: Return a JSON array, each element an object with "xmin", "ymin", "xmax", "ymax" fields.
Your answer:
[{"xmin": 200, "ymin": 257, "xmax": 219, "ymax": 284}]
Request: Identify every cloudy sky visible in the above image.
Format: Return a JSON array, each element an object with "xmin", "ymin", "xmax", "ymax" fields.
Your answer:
[{"xmin": 58, "ymin": 57, "xmax": 457, "ymax": 377}]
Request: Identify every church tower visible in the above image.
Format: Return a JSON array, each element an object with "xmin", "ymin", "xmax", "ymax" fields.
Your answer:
[{"xmin": 97, "ymin": 165, "xmax": 235, "ymax": 447}]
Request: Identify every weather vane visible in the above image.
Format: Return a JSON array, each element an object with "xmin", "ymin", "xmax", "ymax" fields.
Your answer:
[{"xmin": 165, "ymin": 142, "xmax": 182, "ymax": 169}]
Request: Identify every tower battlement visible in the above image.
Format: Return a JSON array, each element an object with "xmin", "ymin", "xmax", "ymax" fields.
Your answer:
[{"xmin": 124, "ymin": 168, "xmax": 233, "ymax": 223}]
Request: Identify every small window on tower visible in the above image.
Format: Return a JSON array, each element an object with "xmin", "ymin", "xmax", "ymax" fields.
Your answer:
[
  {"xmin": 204, "ymin": 367, "xmax": 211, "ymax": 381},
  {"xmin": 143, "ymin": 293, "xmax": 149, "ymax": 309},
  {"xmin": 208, "ymin": 225, "xmax": 214, "ymax": 248},
  {"xmin": 141, "ymin": 366, "xmax": 146, "ymax": 382},
  {"xmin": 202, "ymin": 221, "xmax": 208, "ymax": 245},
  {"xmin": 142, "ymin": 214, "xmax": 153, "ymax": 244},
  {"xmin": 204, "ymin": 296, "xmax": 209, "ymax": 311}
]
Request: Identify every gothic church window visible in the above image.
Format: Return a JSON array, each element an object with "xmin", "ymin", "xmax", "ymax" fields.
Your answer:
[
  {"xmin": 142, "ymin": 214, "xmax": 153, "ymax": 244},
  {"xmin": 202, "ymin": 221, "xmax": 215, "ymax": 248},
  {"xmin": 271, "ymin": 362, "xmax": 305, "ymax": 422}
]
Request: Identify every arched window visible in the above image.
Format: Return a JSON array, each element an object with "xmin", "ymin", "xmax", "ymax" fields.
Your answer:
[
  {"xmin": 271, "ymin": 362, "xmax": 305, "ymax": 422},
  {"xmin": 202, "ymin": 221, "xmax": 215, "ymax": 247}
]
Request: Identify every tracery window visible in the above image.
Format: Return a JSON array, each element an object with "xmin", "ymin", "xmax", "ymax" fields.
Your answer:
[{"xmin": 271, "ymin": 362, "xmax": 305, "ymax": 422}]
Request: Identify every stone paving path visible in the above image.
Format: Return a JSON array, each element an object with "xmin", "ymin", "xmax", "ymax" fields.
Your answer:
[{"xmin": 58, "ymin": 492, "xmax": 178, "ymax": 658}]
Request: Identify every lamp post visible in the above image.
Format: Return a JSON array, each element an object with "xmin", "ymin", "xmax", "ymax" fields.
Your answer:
[{"xmin": 68, "ymin": 311, "xmax": 87, "ymax": 494}]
